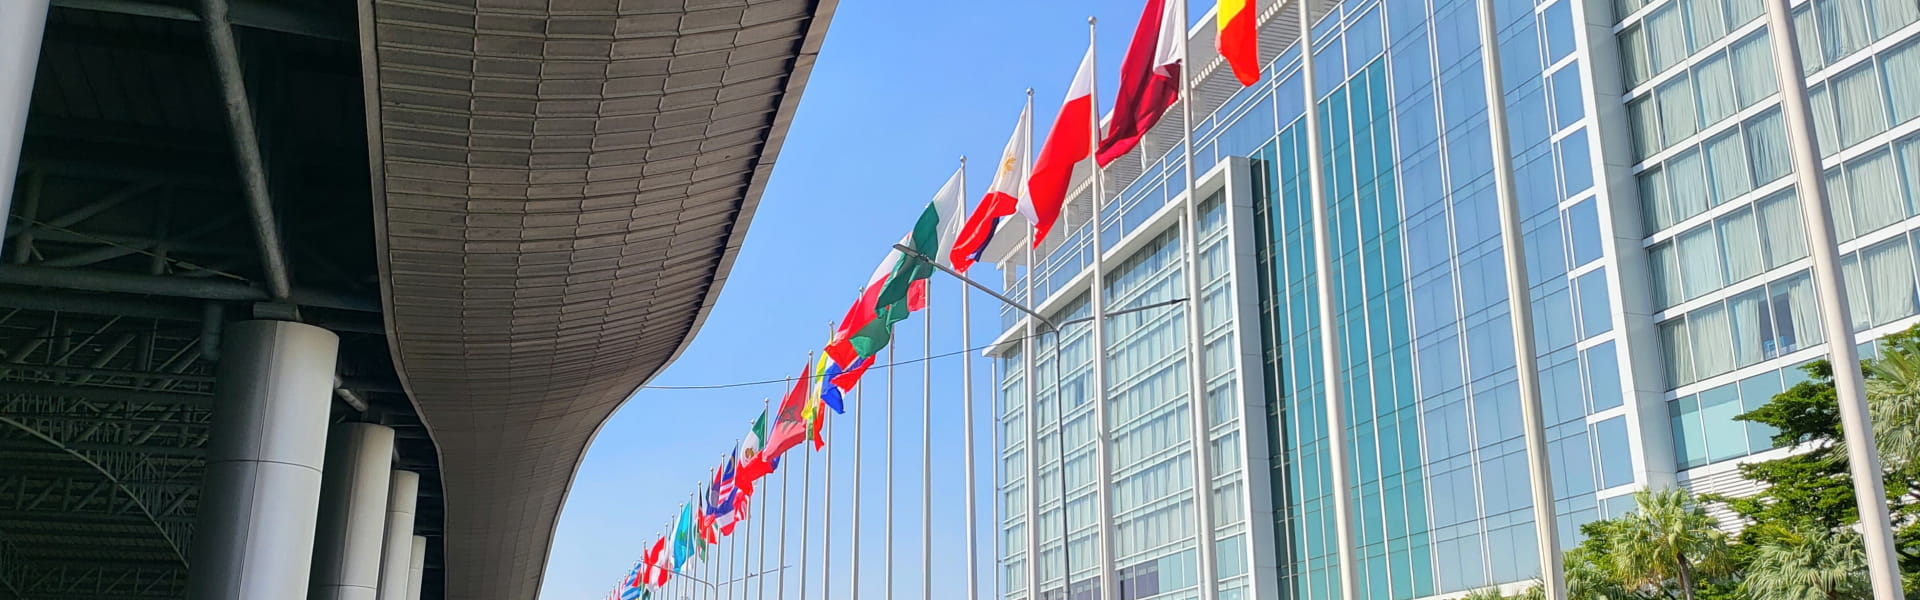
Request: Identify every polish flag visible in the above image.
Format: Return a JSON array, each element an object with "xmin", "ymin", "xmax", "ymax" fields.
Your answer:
[
  {"xmin": 1025, "ymin": 46, "xmax": 1097, "ymax": 248},
  {"xmin": 1096, "ymin": 0, "xmax": 1184, "ymax": 167}
]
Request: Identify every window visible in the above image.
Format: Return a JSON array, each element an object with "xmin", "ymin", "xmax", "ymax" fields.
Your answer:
[
  {"xmin": 1543, "ymin": 0, "xmax": 1576, "ymax": 64},
  {"xmin": 1671, "ymin": 395, "xmax": 1709, "ymax": 467},
  {"xmin": 1630, "ymin": 96, "xmax": 1662, "ymax": 160},
  {"xmin": 1656, "ymin": 75, "xmax": 1699, "ymax": 144},
  {"xmin": 1661, "ymin": 318, "xmax": 1695, "ymax": 386},
  {"xmin": 1872, "ymin": 0, "xmax": 1920, "ymax": 34},
  {"xmin": 1757, "ymin": 190, "xmax": 1809, "ymax": 268},
  {"xmin": 1730, "ymin": 31, "xmax": 1775, "ymax": 108},
  {"xmin": 1725, "ymin": 0, "xmax": 1764, "ymax": 25},
  {"xmin": 1694, "ymin": 54, "xmax": 1738, "ymax": 128},
  {"xmin": 1718, "ymin": 206, "xmax": 1764, "ymax": 283},
  {"xmin": 1704, "ymin": 130, "xmax": 1750, "ymax": 204},
  {"xmin": 1568, "ymin": 198, "xmax": 1603, "ymax": 266},
  {"xmin": 1551, "ymin": 66, "xmax": 1586, "ymax": 131},
  {"xmin": 1620, "ymin": 25, "xmax": 1651, "ymax": 87},
  {"xmin": 1768, "ymin": 272, "xmax": 1823, "ymax": 355},
  {"xmin": 1576, "ymin": 269, "xmax": 1613, "ymax": 339},
  {"xmin": 1560, "ymin": 128, "xmax": 1595, "ymax": 196},
  {"xmin": 1593, "ymin": 416, "xmax": 1634, "ymax": 488},
  {"xmin": 1885, "ymin": 42, "xmax": 1920, "ymax": 127},
  {"xmin": 1641, "ymin": 166, "xmax": 1673, "ymax": 230},
  {"xmin": 1670, "ymin": 149, "xmax": 1711, "ymax": 216},
  {"xmin": 1729, "ymin": 288, "xmax": 1773, "ymax": 367},
  {"xmin": 1815, "ymin": 0, "xmax": 1870, "ymax": 63},
  {"xmin": 1699, "ymin": 383, "xmax": 1749, "ymax": 462},
  {"xmin": 1810, "ymin": 83, "xmax": 1840, "ymax": 156},
  {"xmin": 1831, "ymin": 64, "xmax": 1889, "ymax": 149},
  {"xmin": 1842, "ymin": 150, "xmax": 1910, "ymax": 239},
  {"xmin": 1858, "ymin": 236, "xmax": 1920, "ymax": 327},
  {"xmin": 1745, "ymin": 109, "xmax": 1791, "ymax": 185},
  {"xmin": 1586, "ymin": 341, "xmax": 1624, "ymax": 411},
  {"xmin": 1795, "ymin": 5, "xmax": 1825, "ymax": 73},
  {"xmin": 1677, "ymin": 223, "xmax": 1723, "ymax": 300},
  {"xmin": 1651, "ymin": 241, "xmax": 1683, "ymax": 308},
  {"xmin": 1689, "ymin": 301, "xmax": 1734, "ymax": 378},
  {"xmin": 1647, "ymin": 5, "xmax": 1691, "ymax": 73},
  {"xmin": 1685, "ymin": 0, "xmax": 1728, "ymax": 43}
]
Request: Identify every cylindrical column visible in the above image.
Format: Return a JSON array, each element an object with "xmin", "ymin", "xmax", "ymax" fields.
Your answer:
[
  {"xmin": 0, "ymin": 0, "xmax": 48, "ymax": 228},
  {"xmin": 376, "ymin": 471, "xmax": 420, "ymax": 600},
  {"xmin": 309, "ymin": 422, "xmax": 397, "ymax": 600},
  {"xmin": 188, "ymin": 320, "xmax": 339, "ymax": 600},
  {"xmin": 1761, "ymin": 1, "xmax": 1906, "ymax": 597},
  {"xmin": 405, "ymin": 536, "xmax": 426, "ymax": 600}
]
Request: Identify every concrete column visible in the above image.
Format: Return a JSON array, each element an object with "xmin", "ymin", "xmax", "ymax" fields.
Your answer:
[
  {"xmin": 375, "ymin": 470, "xmax": 419, "ymax": 600},
  {"xmin": 308, "ymin": 422, "xmax": 396, "ymax": 600},
  {"xmin": 0, "ymin": 0, "xmax": 48, "ymax": 229},
  {"xmin": 188, "ymin": 320, "xmax": 340, "ymax": 600},
  {"xmin": 405, "ymin": 536, "xmax": 425, "ymax": 600}
]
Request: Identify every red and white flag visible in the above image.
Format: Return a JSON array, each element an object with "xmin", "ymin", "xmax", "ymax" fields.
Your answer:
[
  {"xmin": 950, "ymin": 102, "xmax": 1031, "ymax": 273},
  {"xmin": 1025, "ymin": 46, "xmax": 1097, "ymax": 247},
  {"xmin": 1097, "ymin": 0, "xmax": 1183, "ymax": 167}
]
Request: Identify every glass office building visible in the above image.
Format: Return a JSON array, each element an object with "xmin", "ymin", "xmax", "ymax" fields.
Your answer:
[{"xmin": 988, "ymin": 1, "xmax": 1920, "ymax": 599}]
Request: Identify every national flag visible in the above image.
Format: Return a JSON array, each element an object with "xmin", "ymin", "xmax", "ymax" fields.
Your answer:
[
  {"xmin": 639, "ymin": 536, "xmax": 668, "ymax": 588},
  {"xmin": 707, "ymin": 456, "xmax": 737, "ymax": 509},
  {"xmin": 763, "ymin": 362, "xmax": 813, "ymax": 459},
  {"xmin": 717, "ymin": 488, "xmax": 747, "ymax": 535},
  {"xmin": 671, "ymin": 502, "xmax": 695, "ymax": 570},
  {"xmin": 1026, "ymin": 46, "xmax": 1097, "ymax": 247},
  {"xmin": 951, "ymin": 103, "xmax": 1031, "ymax": 274},
  {"xmin": 825, "ymin": 245, "xmax": 909, "ymax": 366},
  {"xmin": 734, "ymin": 411, "xmax": 769, "ymax": 493},
  {"xmin": 1096, "ymin": 0, "xmax": 1184, "ymax": 167},
  {"xmin": 1218, "ymin": 0, "xmax": 1261, "ymax": 86},
  {"xmin": 828, "ymin": 355, "xmax": 873, "ymax": 392},
  {"xmin": 874, "ymin": 167, "xmax": 967, "ymax": 311}
]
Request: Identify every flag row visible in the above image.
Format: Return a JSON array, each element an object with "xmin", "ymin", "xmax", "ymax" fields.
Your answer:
[{"xmin": 604, "ymin": 2, "xmax": 1265, "ymax": 597}]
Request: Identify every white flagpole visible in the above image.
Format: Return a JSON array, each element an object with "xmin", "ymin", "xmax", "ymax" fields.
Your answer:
[
  {"xmin": 1084, "ymin": 16, "xmax": 1118, "ymax": 600},
  {"xmin": 800, "ymin": 432, "xmax": 813, "ymax": 600},
  {"xmin": 924, "ymin": 215, "xmax": 937, "ymax": 600},
  {"xmin": 822, "ymin": 359, "xmax": 835, "ymax": 600},
  {"xmin": 1297, "ymin": 5, "xmax": 1362, "ymax": 600},
  {"xmin": 757, "ymin": 416, "xmax": 770, "ymax": 600},
  {"xmin": 885, "ymin": 341, "xmax": 897, "ymax": 599},
  {"xmin": 729, "ymin": 482, "xmax": 740, "ymax": 600},
  {"xmin": 1473, "ymin": 1, "xmax": 1566, "ymax": 597},
  {"xmin": 776, "ymin": 454, "xmax": 790, "ymax": 600},
  {"xmin": 1764, "ymin": 0, "xmax": 1907, "ymax": 597},
  {"xmin": 959, "ymin": 155, "xmax": 981, "ymax": 600},
  {"xmin": 1172, "ymin": 2, "xmax": 1219, "ymax": 598},
  {"xmin": 851, "ymin": 366, "xmax": 865, "ymax": 600},
  {"xmin": 1020, "ymin": 88, "xmax": 1041, "ymax": 600}
]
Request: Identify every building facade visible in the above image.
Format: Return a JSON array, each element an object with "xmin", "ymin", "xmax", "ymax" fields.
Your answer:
[{"xmin": 988, "ymin": 0, "xmax": 1920, "ymax": 599}]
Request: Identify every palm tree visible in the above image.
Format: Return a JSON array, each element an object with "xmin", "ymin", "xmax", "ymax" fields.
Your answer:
[
  {"xmin": 1739, "ymin": 525, "xmax": 1869, "ymax": 600},
  {"xmin": 1605, "ymin": 489, "xmax": 1733, "ymax": 600},
  {"xmin": 1564, "ymin": 546, "xmax": 1635, "ymax": 600},
  {"xmin": 1866, "ymin": 348, "xmax": 1920, "ymax": 471}
]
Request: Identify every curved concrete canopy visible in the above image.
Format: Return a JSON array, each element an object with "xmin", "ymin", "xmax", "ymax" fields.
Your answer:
[{"xmin": 356, "ymin": 0, "xmax": 836, "ymax": 597}]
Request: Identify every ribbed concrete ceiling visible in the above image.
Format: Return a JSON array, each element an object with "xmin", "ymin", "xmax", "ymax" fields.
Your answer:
[{"xmin": 356, "ymin": 0, "xmax": 835, "ymax": 597}]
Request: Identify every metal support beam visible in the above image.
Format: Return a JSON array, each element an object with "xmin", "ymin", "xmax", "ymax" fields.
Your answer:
[
  {"xmin": 51, "ymin": 0, "xmax": 354, "ymax": 42},
  {"xmin": 0, "ymin": 265, "xmax": 379, "ymax": 313},
  {"xmin": 196, "ymin": 0, "xmax": 292, "ymax": 301}
]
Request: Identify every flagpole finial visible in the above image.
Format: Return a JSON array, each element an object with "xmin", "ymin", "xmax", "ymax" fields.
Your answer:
[
  {"xmin": 1087, "ymin": 15, "xmax": 1095, "ymax": 25},
  {"xmin": 1026, "ymin": 87, "xmax": 1034, "ymax": 97}
]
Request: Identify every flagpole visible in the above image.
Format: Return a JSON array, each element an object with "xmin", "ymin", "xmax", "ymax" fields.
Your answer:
[
  {"xmin": 958, "ymin": 155, "xmax": 981, "ymax": 600},
  {"xmin": 923, "ymin": 209, "xmax": 937, "ymax": 600},
  {"xmin": 1084, "ymin": 16, "xmax": 1118, "ymax": 600},
  {"xmin": 729, "ymin": 476, "xmax": 740, "ymax": 600},
  {"xmin": 776, "ymin": 452, "xmax": 790, "ymax": 600},
  {"xmin": 799, "ymin": 433, "xmax": 812, "ymax": 600},
  {"xmin": 1297, "ymin": 5, "xmax": 1362, "ymax": 600},
  {"xmin": 851, "ymin": 365, "xmax": 865, "ymax": 600},
  {"xmin": 757, "ymin": 400, "xmax": 770, "ymax": 600},
  {"xmin": 1020, "ymin": 87, "xmax": 1042, "ymax": 600},
  {"xmin": 1172, "ymin": 2, "xmax": 1219, "ymax": 598},
  {"xmin": 885, "ymin": 341, "xmax": 897, "ymax": 599},
  {"xmin": 822, "ymin": 362, "xmax": 835, "ymax": 600}
]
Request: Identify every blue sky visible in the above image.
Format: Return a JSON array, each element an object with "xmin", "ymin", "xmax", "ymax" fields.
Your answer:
[{"xmin": 539, "ymin": 1, "xmax": 1209, "ymax": 598}]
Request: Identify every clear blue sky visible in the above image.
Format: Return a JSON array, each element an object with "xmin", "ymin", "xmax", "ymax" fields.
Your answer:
[{"xmin": 540, "ymin": 2, "xmax": 1210, "ymax": 598}]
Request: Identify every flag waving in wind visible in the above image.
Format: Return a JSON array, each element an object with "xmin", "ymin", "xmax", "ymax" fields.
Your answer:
[
  {"xmin": 1218, "ymin": 0, "xmax": 1261, "ymax": 86},
  {"xmin": 951, "ymin": 103, "xmax": 1031, "ymax": 273},
  {"xmin": 1097, "ymin": 0, "xmax": 1183, "ymax": 166},
  {"xmin": 875, "ymin": 167, "xmax": 968, "ymax": 311},
  {"xmin": 1026, "ymin": 46, "xmax": 1097, "ymax": 247}
]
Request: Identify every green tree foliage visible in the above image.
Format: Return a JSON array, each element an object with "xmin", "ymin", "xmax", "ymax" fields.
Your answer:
[{"xmin": 1738, "ymin": 524, "xmax": 1869, "ymax": 600}]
